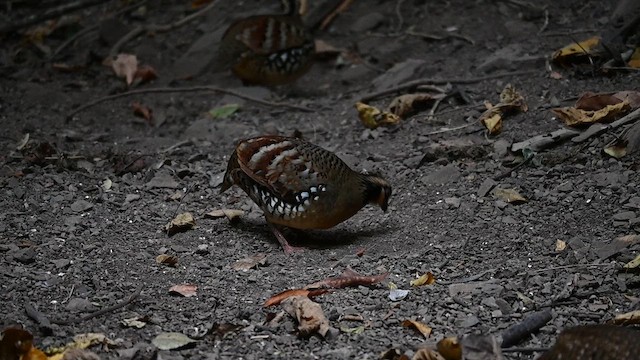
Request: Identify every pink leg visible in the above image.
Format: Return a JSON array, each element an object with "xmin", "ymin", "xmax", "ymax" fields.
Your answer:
[{"xmin": 268, "ymin": 223, "xmax": 304, "ymax": 255}]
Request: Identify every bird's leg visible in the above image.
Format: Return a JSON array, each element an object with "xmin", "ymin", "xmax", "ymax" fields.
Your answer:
[{"xmin": 268, "ymin": 222, "xmax": 304, "ymax": 255}]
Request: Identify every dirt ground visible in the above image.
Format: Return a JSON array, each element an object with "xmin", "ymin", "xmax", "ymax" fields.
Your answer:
[{"xmin": 1, "ymin": 0, "xmax": 640, "ymax": 359}]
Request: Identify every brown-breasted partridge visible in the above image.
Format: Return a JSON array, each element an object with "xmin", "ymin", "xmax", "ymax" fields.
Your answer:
[
  {"xmin": 218, "ymin": 0, "xmax": 315, "ymax": 86},
  {"xmin": 220, "ymin": 135, "xmax": 392, "ymax": 254}
]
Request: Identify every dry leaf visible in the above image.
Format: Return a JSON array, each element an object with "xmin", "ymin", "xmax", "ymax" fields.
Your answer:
[
  {"xmin": 478, "ymin": 84, "xmax": 527, "ymax": 135},
  {"xmin": 281, "ymin": 296, "xmax": 331, "ymax": 337},
  {"xmin": 604, "ymin": 120, "xmax": 640, "ymax": 159},
  {"xmin": 412, "ymin": 348, "xmax": 446, "ymax": 360},
  {"xmin": 551, "ymin": 101, "xmax": 630, "ymax": 126},
  {"xmin": 499, "ymin": 84, "xmax": 528, "ymax": 112},
  {"xmin": 151, "ymin": 332, "xmax": 196, "ymax": 350},
  {"xmin": 132, "ymin": 101, "xmax": 153, "ymax": 124},
  {"xmin": 305, "ymin": 268, "xmax": 388, "ymax": 289},
  {"xmin": 623, "ymin": 254, "xmax": 640, "ymax": 270},
  {"xmin": 205, "ymin": 209, "xmax": 244, "ymax": 222},
  {"xmin": 387, "ymin": 93, "xmax": 438, "ymax": 118},
  {"xmin": 156, "ymin": 254, "xmax": 178, "ymax": 267},
  {"xmin": 493, "ymin": 188, "xmax": 527, "ymax": 204},
  {"xmin": 165, "ymin": 212, "xmax": 195, "ymax": 235},
  {"xmin": 264, "ymin": 288, "xmax": 330, "ymax": 307},
  {"xmin": 410, "ymin": 272, "xmax": 436, "ymax": 287},
  {"xmin": 481, "ymin": 112, "xmax": 502, "ymax": 135},
  {"xmin": 110, "ymin": 54, "xmax": 138, "ymax": 85},
  {"xmin": 134, "ymin": 64, "xmax": 157, "ymax": 84},
  {"xmin": 628, "ymin": 47, "xmax": 640, "ymax": 68},
  {"xmin": 121, "ymin": 316, "xmax": 147, "ymax": 328},
  {"xmin": 231, "ymin": 253, "xmax": 268, "ymax": 271},
  {"xmin": 355, "ymin": 102, "xmax": 401, "ymax": 129},
  {"xmin": 437, "ymin": 337, "xmax": 462, "ymax": 360},
  {"xmin": 552, "ymin": 36, "xmax": 601, "ymax": 64},
  {"xmin": 401, "ymin": 319, "xmax": 432, "ymax": 339},
  {"xmin": 555, "ymin": 239, "xmax": 567, "ymax": 252},
  {"xmin": 610, "ymin": 310, "xmax": 640, "ymax": 325},
  {"xmin": 339, "ymin": 325, "xmax": 365, "ymax": 334},
  {"xmin": 169, "ymin": 284, "xmax": 198, "ymax": 297}
]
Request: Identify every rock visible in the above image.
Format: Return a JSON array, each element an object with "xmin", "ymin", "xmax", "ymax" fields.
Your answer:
[
  {"xmin": 371, "ymin": 59, "xmax": 427, "ymax": 91},
  {"xmin": 422, "ymin": 164, "xmax": 461, "ymax": 185},
  {"xmin": 66, "ymin": 298, "xmax": 97, "ymax": 312},
  {"xmin": 70, "ymin": 200, "xmax": 93, "ymax": 212},
  {"xmin": 478, "ymin": 178, "xmax": 497, "ymax": 197},
  {"xmin": 612, "ymin": 211, "xmax": 636, "ymax": 221},
  {"xmin": 14, "ymin": 248, "xmax": 36, "ymax": 264},
  {"xmin": 350, "ymin": 12, "xmax": 385, "ymax": 32}
]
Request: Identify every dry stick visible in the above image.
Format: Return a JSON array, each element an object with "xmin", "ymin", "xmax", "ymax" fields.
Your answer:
[
  {"xmin": 319, "ymin": 0, "xmax": 354, "ymax": 31},
  {"xmin": 511, "ymin": 107, "xmax": 640, "ymax": 153},
  {"xmin": 52, "ymin": 284, "xmax": 143, "ymax": 325},
  {"xmin": 24, "ymin": 302, "xmax": 54, "ymax": 334},
  {"xmin": 0, "ymin": 0, "xmax": 107, "ymax": 33},
  {"xmin": 501, "ymin": 309, "xmax": 553, "ymax": 348},
  {"xmin": 493, "ymin": 154, "xmax": 535, "ymax": 181},
  {"xmin": 359, "ymin": 69, "xmax": 538, "ymax": 103},
  {"xmin": 406, "ymin": 29, "xmax": 475, "ymax": 45},
  {"xmin": 109, "ymin": 0, "xmax": 217, "ymax": 56},
  {"xmin": 67, "ymin": 86, "xmax": 314, "ymax": 119}
]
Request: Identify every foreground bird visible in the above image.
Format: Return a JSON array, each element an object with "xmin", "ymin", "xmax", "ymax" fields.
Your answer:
[
  {"xmin": 218, "ymin": 0, "xmax": 315, "ymax": 85},
  {"xmin": 220, "ymin": 135, "xmax": 392, "ymax": 254}
]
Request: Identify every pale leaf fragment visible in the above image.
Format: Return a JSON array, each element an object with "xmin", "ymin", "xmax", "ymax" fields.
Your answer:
[
  {"xmin": 281, "ymin": 296, "xmax": 331, "ymax": 338},
  {"xmin": 110, "ymin": 54, "xmax": 138, "ymax": 85},
  {"xmin": 493, "ymin": 188, "xmax": 527, "ymax": 204},
  {"xmin": 231, "ymin": 253, "xmax": 267, "ymax": 271},
  {"xmin": 402, "ymin": 319, "xmax": 432, "ymax": 339}
]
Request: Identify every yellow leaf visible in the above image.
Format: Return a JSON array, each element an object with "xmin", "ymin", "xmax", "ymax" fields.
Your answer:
[
  {"xmin": 355, "ymin": 102, "xmax": 400, "ymax": 129},
  {"xmin": 437, "ymin": 337, "xmax": 462, "ymax": 360},
  {"xmin": 552, "ymin": 100, "xmax": 630, "ymax": 126},
  {"xmin": 493, "ymin": 188, "xmax": 527, "ymax": 204},
  {"xmin": 603, "ymin": 140, "xmax": 628, "ymax": 159},
  {"xmin": 410, "ymin": 272, "xmax": 436, "ymax": 287},
  {"xmin": 401, "ymin": 319, "xmax": 432, "ymax": 339},
  {"xmin": 555, "ymin": 239, "xmax": 567, "ymax": 252},
  {"xmin": 481, "ymin": 112, "xmax": 502, "ymax": 135},
  {"xmin": 628, "ymin": 48, "xmax": 640, "ymax": 68},
  {"xmin": 552, "ymin": 36, "xmax": 601, "ymax": 63},
  {"xmin": 623, "ymin": 254, "xmax": 640, "ymax": 270}
]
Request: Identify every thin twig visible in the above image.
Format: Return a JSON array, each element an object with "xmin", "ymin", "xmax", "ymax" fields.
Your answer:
[
  {"xmin": 53, "ymin": 284, "xmax": 143, "ymax": 325},
  {"xmin": 24, "ymin": 302, "xmax": 54, "ymax": 334},
  {"xmin": 406, "ymin": 29, "xmax": 475, "ymax": 45},
  {"xmin": 394, "ymin": 0, "xmax": 406, "ymax": 34},
  {"xmin": 62, "ymin": 284, "xmax": 76, "ymax": 304},
  {"xmin": 67, "ymin": 85, "xmax": 314, "ymax": 119},
  {"xmin": 525, "ymin": 263, "xmax": 615, "ymax": 275},
  {"xmin": 109, "ymin": 0, "xmax": 217, "ymax": 56},
  {"xmin": 0, "ymin": 0, "xmax": 107, "ymax": 33},
  {"xmin": 359, "ymin": 70, "xmax": 538, "ymax": 103},
  {"xmin": 421, "ymin": 122, "xmax": 476, "ymax": 136},
  {"xmin": 537, "ymin": 9, "xmax": 549, "ymax": 35},
  {"xmin": 493, "ymin": 154, "xmax": 535, "ymax": 181}
]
